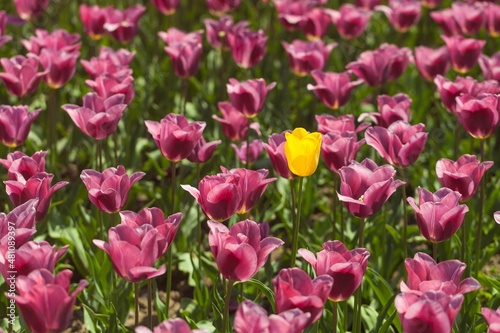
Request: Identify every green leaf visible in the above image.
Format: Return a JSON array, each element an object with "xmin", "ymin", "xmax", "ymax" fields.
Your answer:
[{"xmin": 238, "ymin": 278, "xmax": 276, "ymax": 313}]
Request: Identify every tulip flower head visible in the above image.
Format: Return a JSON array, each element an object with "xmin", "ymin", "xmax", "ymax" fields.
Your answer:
[
  {"xmin": 307, "ymin": 70, "xmax": 363, "ymax": 110},
  {"xmin": 208, "ymin": 220, "xmax": 284, "ymax": 281},
  {"xmin": 407, "ymin": 187, "xmax": 469, "ymax": 243},
  {"xmin": 187, "ymin": 136, "xmax": 221, "ymax": 164},
  {"xmin": 455, "ymin": 94, "xmax": 500, "ymax": 139},
  {"xmin": 479, "ymin": 52, "xmax": 500, "ymax": 82},
  {"xmin": 263, "ymin": 132, "xmax": 294, "ymax": 179},
  {"xmin": 481, "ymin": 307, "xmax": 500, "ymax": 333},
  {"xmin": 232, "ymin": 139, "xmax": 263, "ymax": 165},
  {"xmin": 136, "ymin": 318, "xmax": 207, "ymax": 333},
  {"xmin": 0, "ymin": 199, "xmax": 37, "ymax": 251},
  {"xmin": 376, "ymin": 0, "xmax": 422, "ymax": 32},
  {"xmin": 226, "ymin": 78, "xmax": 276, "ymax": 118},
  {"xmin": 227, "ymin": 27, "xmax": 267, "ymax": 68},
  {"xmin": 214, "ymin": 102, "xmax": 261, "ymax": 141},
  {"xmin": 316, "ymin": 114, "xmax": 369, "ymax": 134},
  {"xmin": 151, "ymin": 0, "xmax": 181, "ymax": 16},
  {"xmin": 299, "ymin": 8, "xmax": 333, "ymax": 40},
  {"xmin": 14, "ymin": 0, "xmax": 49, "ymax": 20},
  {"xmin": 103, "ymin": 5, "xmax": 146, "ymax": 44},
  {"xmin": 413, "ymin": 46, "xmax": 450, "ymax": 82},
  {"xmin": 451, "ymin": 2, "xmax": 485, "ymax": 36},
  {"xmin": 299, "ymin": 240, "xmax": 370, "ymax": 301},
  {"xmin": 0, "ymin": 11, "xmax": 11, "ymax": 48},
  {"xmin": 328, "ymin": 4, "xmax": 372, "ymax": 40},
  {"xmin": 0, "ymin": 105, "xmax": 41, "ymax": 148},
  {"xmin": 442, "ymin": 35, "xmax": 485, "ymax": 74},
  {"xmin": 359, "ymin": 93, "xmax": 412, "ymax": 128},
  {"xmin": 284, "ymin": 128, "xmax": 322, "ymax": 177},
  {"xmin": 207, "ymin": 0, "xmax": 241, "ymax": 15},
  {"xmin": 282, "ymin": 40, "xmax": 336, "ymax": 77},
  {"xmin": 0, "ymin": 151, "xmax": 46, "ymax": 181},
  {"xmin": 431, "ymin": 9, "xmax": 461, "ymax": 37},
  {"xmin": 0, "ymin": 56, "xmax": 47, "ymax": 98},
  {"xmin": 204, "ymin": 16, "xmax": 249, "ymax": 50},
  {"xmin": 79, "ymin": 4, "xmax": 108, "ymax": 40},
  {"xmin": 484, "ymin": 3, "xmax": 500, "ymax": 37},
  {"xmin": 161, "ymin": 28, "xmax": 204, "ymax": 79},
  {"xmin": 321, "ymin": 131, "xmax": 365, "ymax": 174}
]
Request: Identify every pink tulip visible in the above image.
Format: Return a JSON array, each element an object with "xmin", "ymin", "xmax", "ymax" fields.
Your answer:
[
  {"xmin": 484, "ymin": 3, "xmax": 500, "ymax": 37},
  {"xmin": 421, "ymin": 0, "xmax": 441, "ymax": 9},
  {"xmin": 0, "ymin": 241, "xmax": 68, "ymax": 280},
  {"xmin": 282, "ymin": 40, "xmax": 336, "ymax": 77},
  {"xmin": 93, "ymin": 224, "xmax": 166, "ymax": 282},
  {"xmin": 407, "ymin": 187, "xmax": 469, "ymax": 243},
  {"xmin": 316, "ymin": 114, "xmax": 369, "ymax": 134},
  {"xmin": 299, "ymin": 8, "xmax": 332, "ymax": 40},
  {"xmin": 299, "ymin": 240, "xmax": 370, "ymax": 302},
  {"xmin": 4, "ymin": 172, "xmax": 68, "ymax": 221},
  {"xmin": 181, "ymin": 172, "xmax": 241, "ymax": 221},
  {"xmin": 0, "ymin": 11, "xmax": 11, "ymax": 48},
  {"xmin": 14, "ymin": 0, "xmax": 49, "ymax": 20},
  {"xmin": 0, "ymin": 56, "xmax": 47, "ymax": 97},
  {"xmin": 307, "ymin": 70, "xmax": 363, "ymax": 109},
  {"xmin": 479, "ymin": 52, "xmax": 500, "ymax": 82},
  {"xmin": 263, "ymin": 132, "xmax": 294, "ymax": 179},
  {"xmin": 227, "ymin": 78, "xmax": 276, "ymax": 118},
  {"xmin": 482, "ymin": 307, "xmax": 500, "ymax": 333},
  {"xmin": 0, "ymin": 105, "xmax": 41, "ymax": 148},
  {"xmin": 0, "ymin": 151, "xmax": 47, "ymax": 181},
  {"xmin": 495, "ymin": 211, "xmax": 500, "ymax": 224},
  {"xmin": 151, "ymin": 0, "xmax": 180, "ymax": 15},
  {"xmin": 79, "ymin": 4, "xmax": 108, "ymax": 40},
  {"xmin": 80, "ymin": 165, "xmax": 145, "ymax": 214},
  {"xmin": 62, "ymin": 93, "xmax": 127, "ymax": 140},
  {"xmin": 442, "ymin": 35, "xmax": 485, "ymax": 74},
  {"xmin": 359, "ymin": 93, "xmax": 411, "ymax": 127},
  {"xmin": 451, "ymin": 2, "xmax": 485, "ymax": 36},
  {"xmin": 273, "ymin": 268, "xmax": 333, "ymax": 326},
  {"xmin": 455, "ymin": 94, "xmax": 499, "ymax": 139},
  {"xmin": 413, "ymin": 46, "xmax": 450, "ymax": 82},
  {"xmin": 145, "ymin": 113, "xmax": 206, "ymax": 162},
  {"xmin": 81, "ymin": 47, "xmax": 135, "ymax": 79},
  {"xmin": 204, "ymin": 16, "xmax": 249, "ymax": 50},
  {"xmin": 158, "ymin": 28, "xmax": 203, "ymax": 45},
  {"xmin": 136, "ymin": 318, "xmax": 207, "ymax": 333},
  {"xmin": 206, "ymin": 0, "xmax": 240, "ymax": 15},
  {"xmin": 119, "ymin": 208, "xmax": 182, "ymax": 257},
  {"xmin": 354, "ymin": 0, "xmax": 381, "ymax": 10},
  {"xmin": 187, "ymin": 137, "xmax": 221, "ymax": 163},
  {"xmin": 234, "ymin": 300, "xmax": 311, "ymax": 333},
  {"xmin": 227, "ymin": 27, "xmax": 267, "ymax": 68},
  {"xmin": 376, "ymin": 0, "xmax": 421, "ymax": 33},
  {"xmin": 104, "ymin": 5, "xmax": 146, "ymax": 44},
  {"xmin": 401, "ymin": 252, "xmax": 480, "ymax": 296},
  {"xmin": 214, "ymin": 102, "xmax": 260, "ymax": 141},
  {"xmin": 337, "ymin": 158, "xmax": 405, "ymax": 218},
  {"xmin": 321, "ymin": 132, "xmax": 365, "ymax": 174},
  {"xmin": 0, "ymin": 199, "xmax": 37, "ymax": 251},
  {"xmin": 161, "ymin": 28, "xmax": 203, "ymax": 78},
  {"xmin": 395, "ymin": 291, "xmax": 463, "ymax": 333},
  {"xmin": 329, "ymin": 5, "xmax": 372, "ymax": 40},
  {"xmin": 431, "ymin": 9, "xmax": 461, "ymax": 36},
  {"xmin": 85, "ymin": 74, "xmax": 135, "ymax": 104},
  {"xmin": 232, "ymin": 139, "xmax": 263, "ymax": 165},
  {"xmin": 8, "ymin": 269, "xmax": 87, "ymax": 333},
  {"xmin": 22, "ymin": 29, "xmax": 81, "ymax": 56},
  {"xmin": 208, "ymin": 220, "xmax": 283, "ymax": 281},
  {"xmin": 220, "ymin": 167, "xmax": 276, "ymax": 215},
  {"xmin": 436, "ymin": 154, "xmax": 493, "ymax": 202},
  {"xmin": 365, "ymin": 120, "xmax": 428, "ymax": 168},
  {"xmin": 274, "ymin": 0, "xmax": 318, "ymax": 31},
  {"xmin": 36, "ymin": 49, "xmax": 79, "ymax": 89},
  {"xmin": 347, "ymin": 44, "xmax": 411, "ymax": 86}
]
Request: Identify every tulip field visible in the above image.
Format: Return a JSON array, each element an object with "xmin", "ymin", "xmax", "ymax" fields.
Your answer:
[{"xmin": 1, "ymin": 0, "xmax": 500, "ymax": 332}]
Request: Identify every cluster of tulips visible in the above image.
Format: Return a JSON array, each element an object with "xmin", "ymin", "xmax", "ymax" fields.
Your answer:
[{"xmin": 1, "ymin": 0, "xmax": 500, "ymax": 332}]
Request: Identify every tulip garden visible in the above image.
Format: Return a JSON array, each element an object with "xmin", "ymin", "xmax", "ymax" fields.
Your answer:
[{"xmin": 1, "ymin": 0, "xmax": 500, "ymax": 332}]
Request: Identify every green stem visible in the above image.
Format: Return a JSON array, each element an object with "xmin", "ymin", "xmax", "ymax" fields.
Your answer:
[
  {"xmin": 148, "ymin": 280, "xmax": 152, "ymax": 329},
  {"xmin": 181, "ymin": 79, "xmax": 188, "ymax": 115},
  {"xmin": 165, "ymin": 161, "xmax": 177, "ymax": 318},
  {"xmin": 474, "ymin": 140, "xmax": 485, "ymax": 276},
  {"xmin": 245, "ymin": 120, "xmax": 251, "ymax": 169},
  {"xmin": 461, "ymin": 214, "xmax": 467, "ymax": 264},
  {"xmin": 454, "ymin": 119, "xmax": 460, "ymax": 160},
  {"xmin": 97, "ymin": 140, "xmax": 103, "ymax": 171},
  {"xmin": 340, "ymin": 200, "xmax": 344, "ymax": 243},
  {"xmin": 290, "ymin": 177, "xmax": 304, "ymax": 267},
  {"xmin": 433, "ymin": 242, "xmax": 438, "ymax": 262},
  {"xmin": 196, "ymin": 163, "xmax": 202, "ymax": 257},
  {"xmin": 332, "ymin": 175, "xmax": 337, "ymax": 240},
  {"xmin": 113, "ymin": 131, "xmax": 119, "ymax": 166},
  {"xmin": 48, "ymin": 88, "xmax": 59, "ymax": 166},
  {"xmin": 357, "ymin": 218, "xmax": 365, "ymax": 248},
  {"xmin": 354, "ymin": 218, "xmax": 366, "ymax": 333},
  {"xmin": 331, "ymin": 301, "xmax": 338, "ymax": 333},
  {"xmin": 134, "ymin": 282, "xmax": 140, "ymax": 327},
  {"xmin": 401, "ymin": 177, "xmax": 408, "ymax": 262},
  {"xmin": 222, "ymin": 279, "xmax": 235, "ymax": 333}
]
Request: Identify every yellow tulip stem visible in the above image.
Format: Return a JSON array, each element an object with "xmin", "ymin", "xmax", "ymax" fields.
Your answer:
[{"xmin": 290, "ymin": 177, "xmax": 304, "ymax": 267}]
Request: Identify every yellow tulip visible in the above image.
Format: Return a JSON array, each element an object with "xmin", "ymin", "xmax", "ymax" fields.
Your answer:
[{"xmin": 284, "ymin": 128, "xmax": 322, "ymax": 177}]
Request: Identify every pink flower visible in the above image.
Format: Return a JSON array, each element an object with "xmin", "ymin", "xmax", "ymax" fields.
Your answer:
[
  {"xmin": 81, "ymin": 47, "xmax": 135, "ymax": 79},
  {"xmin": 401, "ymin": 252, "xmax": 480, "ymax": 295},
  {"xmin": 214, "ymin": 102, "xmax": 260, "ymax": 141},
  {"xmin": 234, "ymin": 300, "xmax": 311, "ymax": 333},
  {"xmin": 0, "ymin": 199, "xmax": 37, "ymax": 251},
  {"xmin": 442, "ymin": 35, "xmax": 485, "ymax": 74},
  {"xmin": 299, "ymin": 240, "xmax": 370, "ymax": 302},
  {"xmin": 36, "ymin": 49, "xmax": 79, "ymax": 89},
  {"xmin": 145, "ymin": 113, "xmax": 206, "ymax": 162},
  {"xmin": 206, "ymin": 0, "xmax": 241, "ymax": 15},
  {"xmin": 227, "ymin": 78, "xmax": 276, "ymax": 118},
  {"xmin": 274, "ymin": 0, "xmax": 318, "ymax": 31},
  {"xmin": 79, "ymin": 4, "xmax": 108, "ymax": 40},
  {"xmin": 365, "ymin": 120, "xmax": 428, "ymax": 168},
  {"xmin": 204, "ymin": 16, "xmax": 249, "ymax": 50},
  {"xmin": 119, "ymin": 208, "xmax": 182, "ymax": 257},
  {"xmin": 227, "ymin": 27, "xmax": 267, "ymax": 68},
  {"xmin": 481, "ymin": 307, "xmax": 500, "ymax": 333},
  {"xmin": 307, "ymin": 70, "xmax": 362, "ymax": 109},
  {"xmin": 282, "ymin": 40, "xmax": 336, "ymax": 77},
  {"xmin": 273, "ymin": 268, "xmax": 333, "ymax": 326},
  {"xmin": 451, "ymin": 2, "xmax": 485, "ymax": 36},
  {"xmin": 232, "ymin": 139, "xmax": 263, "ymax": 165},
  {"xmin": 0, "ymin": 150, "xmax": 46, "ymax": 181},
  {"xmin": 0, "ymin": 11, "xmax": 11, "ymax": 48},
  {"xmin": 347, "ymin": 44, "xmax": 411, "ymax": 87},
  {"xmin": 436, "ymin": 154, "xmax": 493, "ymax": 202},
  {"xmin": 14, "ymin": 0, "xmax": 49, "ymax": 20},
  {"xmin": 208, "ymin": 219, "xmax": 284, "ymax": 281},
  {"xmin": 0, "ymin": 56, "xmax": 46, "ymax": 97},
  {"xmin": 93, "ymin": 224, "xmax": 166, "ymax": 282},
  {"xmin": 376, "ymin": 0, "xmax": 421, "ymax": 33},
  {"xmin": 4, "ymin": 172, "xmax": 68, "ymax": 221},
  {"xmin": 407, "ymin": 187, "xmax": 469, "ymax": 243},
  {"xmin": 337, "ymin": 158, "xmax": 405, "ymax": 218},
  {"xmin": 80, "ymin": 165, "xmax": 145, "ymax": 214},
  {"xmin": 62, "ymin": 93, "xmax": 128, "ymax": 140},
  {"xmin": 413, "ymin": 46, "xmax": 450, "ymax": 82},
  {"xmin": 263, "ymin": 132, "xmax": 294, "ymax": 179},
  {"xmin": 0, "ymin": 105, "xmax": 41, "ymax": 148},
  {"xmin": 22, "ymin": 29, "xmax": 81, "ymax": 55},
  {"xmin": 103, "ymin": 5, "xmax": 146, "ymax": 44},
  {"xmin": 187, "ymin": 137, "xmax": 221, "ymax": 163},
  {"xmin": 395, "ymin": 291, "xmax": 463, "ymax": 333},
  {"xmin": 359, "ymin": 93, "xmax": 411, "ymax": 127},
  {"xmin": 7, "ymin": 269, "xmax": 87, "ymax": 333},
  {"xmin": 136, "ymin": 318, "xmax": 207, "ymax": 333},
  {"xmin": 321, "ymin": 132, "xmax": 365, "ymax": 174},
  {"xmin": 495, "ymin": 211, "xmax": 500, "ymax": 224},
  {"xmin": 316, "ymin": 114, "xmax": 369, "ymax": 134},
  {"xmin": 151, "ymin": 0, "xmax": 180, "ymax": 15},
  {"xmin": 431, "ymin": 9, "xmax": 461, "ymax": 36},
  {"xmin": 479, "ymin": 52, "xmax": 500, "ymax": 82},
  {"xmin": 354, "ymin": 0, "xmax": 381, "ymax": 10},
  {"xmin": 484, "ymin": 3, "xmax": 500, "ymax": 37},
  {"xmin": 329, "ymin": 4, "xmax": 372, "ymax": 39},
  {"xmin": 455, "ymin": 94, "xmax": 500, "ymax": 139},
  {"xmin": 85, "ymin": 74, "xmax": 135, "ymax": 105},
  {"xmin": 181, "ymin": 172, "xmax": 241, "ymax": 221},
  {"xmin": 161, "ymin": 28, "xmax": 203, "ymax": 78},
  {"xmin": 299, "ymin": 8, "xmax": 332, "ymax": 40}
]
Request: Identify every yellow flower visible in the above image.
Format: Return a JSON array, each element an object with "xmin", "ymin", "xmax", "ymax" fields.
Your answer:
[{"xmin": 284, "ymin": 128, "xmax": 322, "ymax": 177}]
